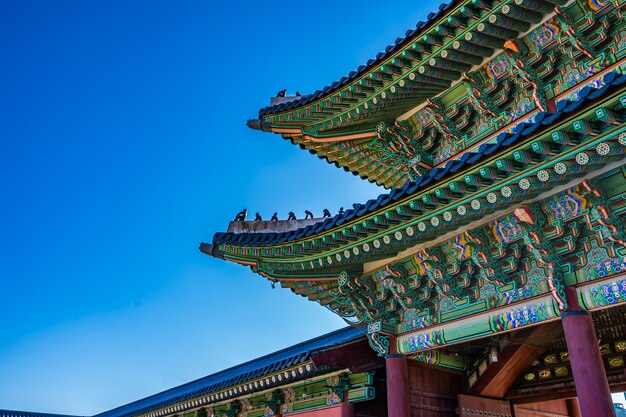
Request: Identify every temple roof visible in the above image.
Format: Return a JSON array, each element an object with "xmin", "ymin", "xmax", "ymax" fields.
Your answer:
[
  {"xmin": 256, "ymin": 1, "xmax": 457, "ymax": 118},
  {"xmin": 247, "ymin": 0, "xmax": 571, "ymax": 188},
  {"xmin": 93, "ymin": 327, "xmax": 364, "ymax": 417},
  {"xmin": 210, "ymin": 72, "xmax": 626, "ymax": 251}
]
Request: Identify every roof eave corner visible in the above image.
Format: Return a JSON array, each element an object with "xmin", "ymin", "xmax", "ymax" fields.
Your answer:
[
  {"xmin": 199, "ymin": 242, "xmax": 223, "ymax": 259},
  {"xmin": 246, "ymin": 118, "xmax": 272, "ymax": 132}
]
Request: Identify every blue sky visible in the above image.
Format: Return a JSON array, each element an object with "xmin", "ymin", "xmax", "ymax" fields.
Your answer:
[{"xmin": 0, "ymin": 1, "xmax": 438, "ymax": 414}]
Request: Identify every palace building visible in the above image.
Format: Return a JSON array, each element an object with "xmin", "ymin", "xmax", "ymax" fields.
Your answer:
[
  {"xmin": 7, "ymin": 0, "xmax": 626, "ymax": 417},
  {"xmin": 202, "ymin": 0, "xmax": 626, "ymax": 416}
]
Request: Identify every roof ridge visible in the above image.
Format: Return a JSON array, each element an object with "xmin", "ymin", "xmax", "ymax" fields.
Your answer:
[{"xmin": 256, "ymin": 1, "xmax": 457, "ymax": 117}]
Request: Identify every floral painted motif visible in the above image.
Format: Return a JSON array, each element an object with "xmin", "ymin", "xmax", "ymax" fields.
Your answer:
[
  {"xmin": 327, "ymin": 392, "xmax": 341, "ymax": 406},
  {"xmin": 400, "ymin": 328, "xmax": 445, "ymax": 352},
  {"xmin": 527, "ymin": 19, "xmax": 559, "ymax": 51},
  {"xmin": 492, "ymin": 214, "xmax": 524, "ymax": 243},
  {"xmin": 414, "ymin": 108, "xmax": 434, "ymax": 126},
  {"xmin": 374, "ymin": 267, "xmax": 396, "ymax": 288},
  {"xmin": 399, "ymin": 309, "xmax": 433, "ymax": 333},
  {"xmin": 433, "ymin": 136, "xmax": 462, "ymax": 165},
  {"xmin": 556, "ymin": 63, "xmax": 607, "ymax": 103},
  {"xmin": 441, "ymin": 235, "xmax": 473, "ymax": 261},
  {"xmin": 542, "ymin": 189, "xmax": 587, "ymax": 223},
  {"xmin": 485, "ymin": 53, "xmax": 511, "ymax": 80},
  {"xmin": 490, "ymin": 301, "xmax": 554, "ymax": 332},
  {"xmin": 413, "ymin": 350, "xmax": 438, "ymax": 365},
  {"xmin": 579, "ymin": 240, "xmax": 626, "ymax": 282},
  {"xmin": 502, "ymin": 95, "xmax": 535, "ymax": 132},
  {"xmin": 590, "ymin": 279, "xmax": 626, "ymax": 307}
]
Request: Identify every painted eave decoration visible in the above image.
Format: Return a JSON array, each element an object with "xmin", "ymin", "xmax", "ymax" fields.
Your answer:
[
  {"xmin": 204, "ymin": 0, "xmax": 626, "ymax": 357},
  {"xmin": 246, "ymin": 0, "xmax": 622, "ymax": 188},
  {"xmin": 209, "ymin": 75, "xmax": 626, "ymax": 272}
]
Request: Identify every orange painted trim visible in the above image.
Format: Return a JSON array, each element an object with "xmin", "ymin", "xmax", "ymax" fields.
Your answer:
[
  {"xmin": 259, "ymin": 271, "xmax": 339, "ymax": 282},
  {"xmin": 271, "ymin": 127, "xmax": 302, "ymax": 134},
  {"xmin": 225, "ymin": 257, "xmax": 257, "ymax": 267},
  {"xmin": 302, "ymin": 131, "xmax": 376, "ymax": 143}
]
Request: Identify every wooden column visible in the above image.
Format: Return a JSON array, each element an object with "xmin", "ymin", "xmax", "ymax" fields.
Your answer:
[
  {"xmin": 339, "ymin": 400, "xmax": 354, "ymax": 417},
  {"xmin": 386, "ymin": 340, "xmax": 410, "ymax": 417},
  {"xmin": 566, "ymin": 398, "xmax": 583, "ymax": 417},
  {"xmin": 561, "ymin": 288, "xmax": 615, "ymax": 417}
]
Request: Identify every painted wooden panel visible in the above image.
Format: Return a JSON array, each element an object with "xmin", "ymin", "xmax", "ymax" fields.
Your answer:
[{"xmin": 408, "ymin": 362, "xmax": 462, "ymax": 416}]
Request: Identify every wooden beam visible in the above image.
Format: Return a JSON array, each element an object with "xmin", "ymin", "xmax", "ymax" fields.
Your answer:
[
  {"xmin": 469, "ymin": 322, "xmax": 562, "ymax": 398},
  {"xmin": 311, "ymin": 339, "xmax": 384, "ymax": 373}
]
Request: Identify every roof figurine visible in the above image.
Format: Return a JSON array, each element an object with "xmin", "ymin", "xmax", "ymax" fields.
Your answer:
[
  {"xmin": 233, "ymin": 209, "xmax": 247, "ymax": 222},
  {"xmin": 322, "ymin": 208, "xmax": 331, "ymax": 218},
  {"xmin": 287, "ymin": 211, "xmax": 296, "ymax": 221},
  {"xmin": 304, "ymin": 210, "xmax": 314, "ymax": 219},
  {"xmin": 270, "ymin": 212, "xmax": 278, "ymax": 221},
  {"xmin": 276, "ymin": 89, "xmax": 287, "ymax": 97},
  {"xmin": 254, "ymin": 212, "xmax": 262, "ymax": 221}
]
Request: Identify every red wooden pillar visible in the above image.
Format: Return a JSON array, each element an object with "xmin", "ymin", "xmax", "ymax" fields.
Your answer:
[
  {"xmin": 386, "ymin": 338, "xmax": 410, "ymax": 417},
  {"xmin": 561, "ymin": 287, "xmax": 615, "ymax": 417},
  {"xmin": 339, "ymin": 400, "xmax": 354, "ymax": 417}
]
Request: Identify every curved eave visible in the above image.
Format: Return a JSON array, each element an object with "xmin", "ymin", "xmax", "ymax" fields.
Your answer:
[
  {"xmin": 254, "ymin": 0, "xmax": 560, "ymax": 133},
  {"xmin": 257, "ymin": 0, "xmax": 459, "ymax": 118},
  {"xmin": 249, "ymin": 0, "xmax": 569, "ymax": 188},
  {"xmin": 207, "ymin": 75, "xmax": 626, "ymax": 271}
]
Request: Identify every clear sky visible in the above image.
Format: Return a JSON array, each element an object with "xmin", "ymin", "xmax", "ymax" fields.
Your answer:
[
  {"xmin": 0, "ymin": 1, "xmax": 439, "ymax": 414},
  {"xmin": 3, "ymin": 2, "xmax": 624, "ymax": 414}
]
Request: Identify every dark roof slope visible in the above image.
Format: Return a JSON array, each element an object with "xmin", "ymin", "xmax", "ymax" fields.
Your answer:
[{"xmin": 94, "ymin": 327, "xmax": 364, "ymax": 417}]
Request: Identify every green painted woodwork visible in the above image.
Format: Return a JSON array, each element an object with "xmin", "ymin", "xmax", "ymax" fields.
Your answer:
[
  {"xmin": 410, "ymin": 348, "xmax": 467, "ymax": 371},
  {"xmin": 255, "ymin": 0, "xmax": 626, "ymax": 188},
  {"xmin": 397, "ymin": 295, "xmax": 562, "ymax": 354},
  {"xmin": 138, "ymin": 364, "xmax": 376, "ymax": 417},
  {"xmin": 223, "ymin": 91, "xmax": 626, "ymax": 274},
  {"xmin": 210, "ymin": 0, "xmax": 626, "ymax": 366},
  {"xmin": 222, "ymin": 165, "xmax": 626, "ymax": 356}
]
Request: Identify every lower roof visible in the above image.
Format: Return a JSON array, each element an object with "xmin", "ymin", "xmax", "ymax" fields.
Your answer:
[
  {"xmin": 92, "ymin": 326, "xmax": 364, "ymax": 417},
  {"xmin": 4, "ymin": 327, "xmax": 364, "ymax": 417}
]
